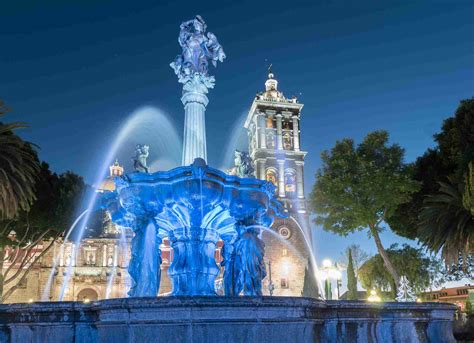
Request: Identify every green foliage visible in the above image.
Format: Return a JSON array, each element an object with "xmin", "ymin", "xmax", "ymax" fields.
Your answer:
[
  {"xmin": 389, "ymin": 98, "xmax": 474, "ymax": 241},
  {"xmin": 302, "ymin": 258, "xmax": 320, "ymax": 298},
  {"xmin": 465, "ymin": 299, "xmax": 473, "ymax": 317},
  {"xmin": 346, "ymin": 249, "xmax": 358, "ymax": 300},
  {"xmin": 310, "ymin": 130, "xmax": 419, "ymax": 286},
  {"xmin": 0, "ymin": 100, "xmax": 40, "ymax": 220},
  {"xmin": 342, "ymin": 244, "xmax": 369, "ymax": 277},
  {"xmin": 358, "ymin": 244, "xmax": 441, "ymax": 299},
  {"xmin": 418, "ymin": 178, "xmax": 474, "ymax": 266},
  {"xmin": 2, "ymin": 163, "xmax": 89, "ymax": 248},
  {"xmin": 310, "ymin": 130, "xmax": 419, "ymax": 235}
]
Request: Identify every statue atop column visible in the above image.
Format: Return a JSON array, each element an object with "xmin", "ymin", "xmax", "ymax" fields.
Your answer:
[
  {"xmin": 171, "ymin": 15, "xmax": 226, "ymax": 165},
  {"xmin": 170, "ymin": 15, "xmax": 226, "ymax": 93}
]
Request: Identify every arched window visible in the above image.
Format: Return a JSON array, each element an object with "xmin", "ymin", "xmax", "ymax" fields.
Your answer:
[
  {"xmin": 266, "ymin": 116, "xmax": 274, "ymax": 128},
  {"xmin": 265, "ymin": 168, "xmax": 278, "ymax": 191},
  {"xmin": 283, "ymin": 133, "xmax": 293, "ymax": 150},
  {"xmin": 266, "ymin": 131, "xmax": 275, "ymax": 148},
  {"xmin": 285, "ymin": 169, "xmax": 296, "ymax": 194}
]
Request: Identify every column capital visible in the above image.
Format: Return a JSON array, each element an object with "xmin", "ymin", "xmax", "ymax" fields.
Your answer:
[
  {"xmin": 265, "ymin": 109, "xmax": 277, "ymax": 116},
  {"xmin": 181, "ymin": 91, "xmax": 209, "ymax": 107}
]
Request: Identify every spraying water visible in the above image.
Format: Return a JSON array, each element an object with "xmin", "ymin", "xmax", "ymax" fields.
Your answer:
[
  {"xmin": 41, "ymin": 209, "xmax": 89, "ymax": 301},
  {"xmin": 218, "ymin": 111, "xmax": 248, "ymax": 170},
  {"xmin": 59, "ymin": 107, "xmax": 181, "ymax": 301}
]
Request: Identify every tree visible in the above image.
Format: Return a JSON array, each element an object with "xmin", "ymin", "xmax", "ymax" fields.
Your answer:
[
  {"xmin": 341, "ymin": 244, "xmax": 369, "ymax": 278},
  {"xmin": 302, "ymin": 258, "xmax": 320, "ymax": 298},
  {"xmin": 418, "ymin": 177, "xmax": 474, "ymax": 269},
  {"xmin": 310, "ymin": 130, "xmax": 419, "ymax": 289},
  {"xmin": 0, "ymin": 163, "xmax": 88, "ymax": 301},
  {"xmin": 389, "ymin": 98, "xmax": 474, "ymax": 251},
  {"xmin": 465, "ymin": 299, "xmax": 473, "ymax": 318},
  {"xmin": 346, "ymin": 249, "xmax": 358, "ymax": 300},
  {"xmin": 358, "ymin": 244, "xmax": 441, "ymax": 299},
  {"xmin": 0, "ymin": 100, "xmax": 40, "ymax": 220}
]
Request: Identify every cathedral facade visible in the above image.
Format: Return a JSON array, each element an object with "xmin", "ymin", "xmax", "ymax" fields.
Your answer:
[{"xmin": 2, "ymin": 72, "xmax": 312, "ymax": 303}]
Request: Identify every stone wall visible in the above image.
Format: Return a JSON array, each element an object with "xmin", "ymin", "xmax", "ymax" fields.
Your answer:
[{"xmin": 0, "ymin": 297, "xmax": 456, "ymax": 343}]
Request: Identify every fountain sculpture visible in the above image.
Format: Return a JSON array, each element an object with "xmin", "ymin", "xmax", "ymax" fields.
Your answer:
[
  {"xmin": 0, "ymin": 15, "xmax": 457, "ymax": 343},
  {"xmin": 102, "ymin": 15, "xmax": 282, "ymax": 297}
]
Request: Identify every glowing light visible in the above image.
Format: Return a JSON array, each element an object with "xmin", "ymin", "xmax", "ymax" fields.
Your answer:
[
  {"xmin": 28, "ymin": 298, "xmax": 34, "ymax": 303},
  {"xmin": 416, "ymin": 298, "xmax": 422, "ymax": 303},
  {"xmin": 367, "ymin": 289, "xmax": 382, "ymax": 302},
  {"xmin": 322, "ymin": 259, "xmax": 332, "ymax": 268},
  {"xmin": 281, "ymin": 260, "xmax": 290, "ymax": 275},
  {"xmin": 83, "ymin": 298, "xmax": 90, "ymax": 304}
]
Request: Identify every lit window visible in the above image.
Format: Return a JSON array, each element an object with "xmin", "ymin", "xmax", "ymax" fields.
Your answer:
[
  {"xmin": 284, "ymin": 170, "xmax": 296, "ymax": 193},
  {"xmin": 282, "ymin": 249, "xmax": 288, "ymax": 256}
]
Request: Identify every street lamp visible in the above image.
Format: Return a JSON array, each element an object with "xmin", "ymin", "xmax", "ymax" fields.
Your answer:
[{"xmin": 318, "ymin": 259, "xmax": 343, "ymax": 300}]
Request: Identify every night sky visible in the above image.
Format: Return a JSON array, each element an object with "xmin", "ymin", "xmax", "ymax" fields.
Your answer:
[{"xmin": 1, "ymin": 1, "xmax": 473, "ymax": 273}]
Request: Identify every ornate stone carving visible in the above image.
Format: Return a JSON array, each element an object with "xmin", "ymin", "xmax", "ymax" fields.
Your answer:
[
  {"xmin": 132, "ymin": 144, "xmax": 149, "ymax": 173},
  {"xmin": 170, "ymin": 15, "xmax": 225, "ymax": 92}
]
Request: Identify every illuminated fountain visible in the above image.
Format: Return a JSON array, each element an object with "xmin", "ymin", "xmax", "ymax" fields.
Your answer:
[
  {"xmin": 0, "ymin": 15, "xmax": 457, "ymax": 343},
  {"xmin": 101, "ymin": 15, "xmax": 282, "ymax": 297}
]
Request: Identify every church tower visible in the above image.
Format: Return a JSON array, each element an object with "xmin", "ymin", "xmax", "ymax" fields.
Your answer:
[{"xmin": 244, "ymin": 70, "xmax": 311, "ymax": 296}]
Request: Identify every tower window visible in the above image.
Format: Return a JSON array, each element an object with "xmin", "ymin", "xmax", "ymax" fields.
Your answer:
[
  {"xmin": 282, "ymin": 248, "xmax": 288, "ymax": 256},
  {"xmin": 280, "ymin": 278, "xmax": 289, "ymax": 289},
  {"xmin": 283, "ymin": 133, "xmax": 293, "ymax": 150},
  {"xmin": 266, "ymin": 116, "xmax": 274, "ymax": 128},
  {"xmin": 284, "ymin": 170, "xmax": 296, "ymax": 194},
  {"xmin": 266, "ymin": 169, "xmax": 278, "ymax": 188},
  {"xmin": 266, "ymin": 131, "xmax": 275, "ymax": 148}
]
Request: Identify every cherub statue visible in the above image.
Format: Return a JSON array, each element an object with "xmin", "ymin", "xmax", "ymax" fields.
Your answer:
[
  {"xmin": 132, "ymin": 144, "xmax": 149, "ymax": 173},
  {"xmin": 170, "ymin": 15, "xmax": 225, "ymax": 87},
  {"xmin": 228, "ymin": 150, "xmax": 254, "ymax": 177}
]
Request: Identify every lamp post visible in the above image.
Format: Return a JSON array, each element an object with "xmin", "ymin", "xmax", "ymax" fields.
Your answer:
[
  {"xmin": 267, "ymin": 260, "xmax": 275, "ymax": 296},
  {"xmin": 319, "ymin": 259, "xmax": 343, "ymax": 300}
]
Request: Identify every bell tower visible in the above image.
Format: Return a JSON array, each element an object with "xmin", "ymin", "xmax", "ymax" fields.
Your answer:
[
  {"xmin": 244, "ymin": 70, "xmax": 308, "ymax": 217},
  {"xmin": 244, "ymin": 70, "xmax": 311, "ymax": 296}
]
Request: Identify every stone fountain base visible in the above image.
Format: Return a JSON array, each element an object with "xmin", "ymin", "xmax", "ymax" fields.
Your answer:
[{"xmin": 0, "ymin": 297, "xmax": 456, "ymax": 343}]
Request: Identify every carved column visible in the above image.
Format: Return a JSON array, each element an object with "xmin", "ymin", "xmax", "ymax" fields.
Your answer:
[
  {"xmin": 292, "ymin": 115, "xmax": 300, "ymax": 151},
  {"xmin": 296, "ymin": 161, "xmax": 305, "ymax": 199},
  {"xmin": 255, "ymin": 158, "xmax": 266, "ymax": 180},
  {"xmin": 168, "ymin": 227, "xmax": 220, "ymax": 296},
  {"xmin": 257, "ymin": 112, "xmax": 266, "ymax": 149},
  {"xmin": 102, "ymin": 244, "xmax": 107, "ymax": 267},
  {"xmin": 181, "ymin": 91, "xmax": 209, "ymax": 165},
  {"xmin": 276, "ymin": 114, "xmax": 283, "ymax": 150},
  {"xmin": 277, "ymin": 159, "xmax": 285, "ymax": 198}
]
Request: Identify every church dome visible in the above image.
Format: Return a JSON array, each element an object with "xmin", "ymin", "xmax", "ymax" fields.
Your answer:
[{"xmin": 96, "ymin": 159, "xmax": 124, "ymax": 192}]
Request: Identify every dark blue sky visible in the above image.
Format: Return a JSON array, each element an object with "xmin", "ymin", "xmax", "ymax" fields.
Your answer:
[{"xmin": 1, "ymin": 1, "xmax": 473, "ymax": 269}]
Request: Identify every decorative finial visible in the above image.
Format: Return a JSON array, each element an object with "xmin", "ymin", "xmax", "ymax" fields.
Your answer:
[{"xmin": 268, "ymin": 63, "xmax": 274, "ymax": 79}]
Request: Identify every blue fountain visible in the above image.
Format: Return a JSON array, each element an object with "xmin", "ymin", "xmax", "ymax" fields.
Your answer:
[
  {"xmin": 103, "ymin": 158, "xmax": 284, "ymax": 297},
  {"xmin": 101, "ymin": 15, "xmax": 285, "ymax": 298},
  {"xmin": 0, "ymin": 15, "xmax": 457, "ymax": 343}
]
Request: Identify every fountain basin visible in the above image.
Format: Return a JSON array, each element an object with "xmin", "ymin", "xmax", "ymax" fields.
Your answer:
[
  {"xmin": 0, "ymin": 297, "xmax": 456, "ymax": 342},
  {"xmin": 103, "ymin": 159, "xmax": 285, "ymax": 297}
]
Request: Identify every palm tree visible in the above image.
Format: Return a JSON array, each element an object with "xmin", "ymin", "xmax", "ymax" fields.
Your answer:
[
  {"xmin": 0, "ymin": 100, "xmax": 40, "ymax": 220},
  {"xmin": 418, "ymin": 177, "xmax": 474, "ymax": 270}
]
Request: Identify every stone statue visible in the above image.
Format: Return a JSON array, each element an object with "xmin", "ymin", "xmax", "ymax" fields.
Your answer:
[
  {"xmin": 232, "ymin": 225, "xmax": 267, "ymax": 296},
  {"xmin": 170, "ymin": 15, "xmax": 225, "ymax": 92},
  {"xmin": 132, "ymin": 144, "xmax": 149, "ymax": 173},
  {"xmin": 228, "ymin": 150, "xmax": 254, "ymax": 178}
]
